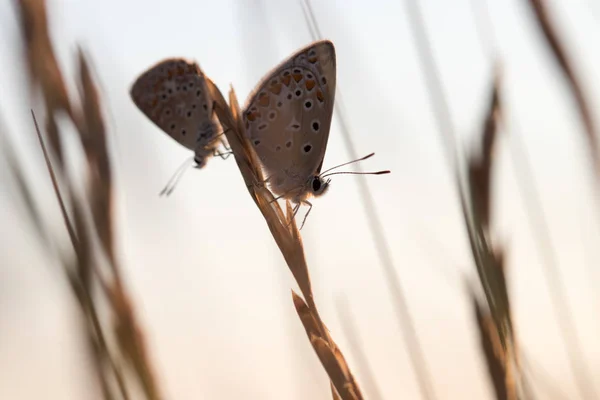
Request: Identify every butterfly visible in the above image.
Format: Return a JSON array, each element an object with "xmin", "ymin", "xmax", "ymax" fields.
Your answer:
[
  {"xmin": 130, "ymin": 58, "xmax": 231, "ymax": 194},
  {"xmin": 242, "ymin": 40, "xmax": 389, "ymax": 228}
]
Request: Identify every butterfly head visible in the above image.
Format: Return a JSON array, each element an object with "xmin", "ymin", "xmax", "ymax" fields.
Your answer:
[
  {"xmin": 309, "ymin": 175, "xmax": 330, "ymax": 197},
  {"xmin": 193, "ymin": 147, "xmax": 212, "ymax": 169}
]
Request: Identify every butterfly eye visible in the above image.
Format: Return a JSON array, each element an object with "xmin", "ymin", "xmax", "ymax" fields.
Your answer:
[
  {"xmin": 311, "ymin": 177, "xmax": 321, "ymax": 192},
  {"xmin": 304, "ymin": 100, "xmax": 312, "ymax": 110}
]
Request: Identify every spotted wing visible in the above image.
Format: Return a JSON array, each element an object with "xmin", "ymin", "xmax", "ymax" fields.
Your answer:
[
  {"xmin": 243, "ymin": 40, "xmax": 336, "ymax": 193},
  {"xmin": 130, "ymin": 58, "xmax": 219, "ymax": 152}
]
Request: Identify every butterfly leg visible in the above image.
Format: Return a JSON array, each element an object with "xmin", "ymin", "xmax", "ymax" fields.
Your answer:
[
  {"xmin": 298, "ymin": 200, "xmax": 313, "ymax": 230},
  {"xmin": 220, "ymin": 136, "xmax": 232, "ymax": 152},
  {"xmin": 214, "ymin": 128, "xmax": 231, "ymax": 139},
  {"xmin": 213, "ymin": 148, "xmax": 233, "ymax": 160},
  {"xmin": 246, "ymin": 175, "xmax": 271, "ymax": 192},
  {"xmin": 285, "ymin": 201, "xmax": 302, "ymax": 229}
]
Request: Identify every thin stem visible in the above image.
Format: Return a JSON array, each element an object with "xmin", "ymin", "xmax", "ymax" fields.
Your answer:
[
  {"xmin": 31, "ymin": 109, "xmax": 79, "ymax": 251},
  {"xmin": 32, "ymin": 109, "xmax": 130, "ymax": 400}
]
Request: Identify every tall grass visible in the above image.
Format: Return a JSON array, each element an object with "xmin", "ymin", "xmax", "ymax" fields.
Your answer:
[
  {"xmin": 2, "ymin": 0, "xmax": 598, "ymax": 399},
  {"xmin": 10, "ymin": 1, "xmax": 161, "ymax": 398}
]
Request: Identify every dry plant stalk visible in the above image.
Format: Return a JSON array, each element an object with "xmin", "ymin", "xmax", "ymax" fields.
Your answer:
[
  {"xmin": 465, "ymin": 67, "xmax": 523, "ymax": 400},
  {"xmin": 471, "ymin": 292, "xmax": 514, "ymax": 400},
  {"xmin": 524, "ymin": 0, "xmax": 600, "ymax": 179},
  {"xmin": 13, "ymin": 1, "xmax": 162, "ymax": 399},
  {"xmin": 207, "ymin": 79, "xmax": 364, "ymax": 400}
]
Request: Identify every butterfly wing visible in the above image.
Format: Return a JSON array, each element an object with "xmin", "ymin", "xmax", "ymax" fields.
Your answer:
[
  {"xmin": 243, "ymin": 40, "xmax": 336, "ymax": 195},
  {"xmin": 130, "ymin": 58, "xmax": 219, "ymax": 152}
]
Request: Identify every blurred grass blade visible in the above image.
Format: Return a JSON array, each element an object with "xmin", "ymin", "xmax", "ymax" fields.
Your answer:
[
  {"xmin": 77, "ymin": 49, "xmax": 117, "ymax": 269},
  {"xmin": 468, "ymin": 68, "xmax": 501, "ymax": 231},
  {"xmin": 15, "ymin": 1, "xmax": 163, "ymax": 399},
  {"xmin": 471, "ymin": 3, "xmax": 598, "ymax": 398},
  {"xmin": 471, "ymin": 292, "xmax": 513, "ymax": 400},
  {"xmin": 14, "ymin": 0, "xmax": 73, "ymax": 163},
  {"xmin": 525, "ymin": 0, "xmax": 600, "ymax": 180}
]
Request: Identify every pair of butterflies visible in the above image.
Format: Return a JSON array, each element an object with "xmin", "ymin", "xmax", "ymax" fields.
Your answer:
[{"xmin": 130, "ymin": 40, "xmax": 388, "ymax": 227}]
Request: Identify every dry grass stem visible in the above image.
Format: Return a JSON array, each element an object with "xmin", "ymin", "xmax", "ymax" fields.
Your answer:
[
  {"xmin": 464, "ymin": 68, "xmax": 524, "ymax": 399},
  {"xmin": 472, "ymin": 294, "xmax": 514, "ymax": 400},
  {"xmin": 207, "ymin": 77, "xmax": 364, "ymax": 399},
  {"xmin": 402, "ymin": 0, "xmax": 527, "ymax": 394},
  {"xmin": 470, "ymin": 3, "xmax": 598, "ymax": 398}
]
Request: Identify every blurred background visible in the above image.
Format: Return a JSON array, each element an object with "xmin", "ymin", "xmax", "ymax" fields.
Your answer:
[{"xmin": 1, "ymin": 0, "xmax": 599, "ymax": 399}]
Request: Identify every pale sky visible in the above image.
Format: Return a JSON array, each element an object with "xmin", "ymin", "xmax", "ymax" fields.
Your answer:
[{"xmin": 1, "ymin": 0, "xmax": 600, "ymax": 399}]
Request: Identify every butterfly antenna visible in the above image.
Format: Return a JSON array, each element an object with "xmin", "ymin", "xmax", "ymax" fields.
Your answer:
[
  {"xmin": 319, "ymin": 152, "xmax": 376, "ymax": 175},
  {"xmin": 321, "ymin": 170, "xmax": 391, "ymax": 178},
  {"xmin": 159, "ymin": 157, "xmax": 194, "ymax": 196}
]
